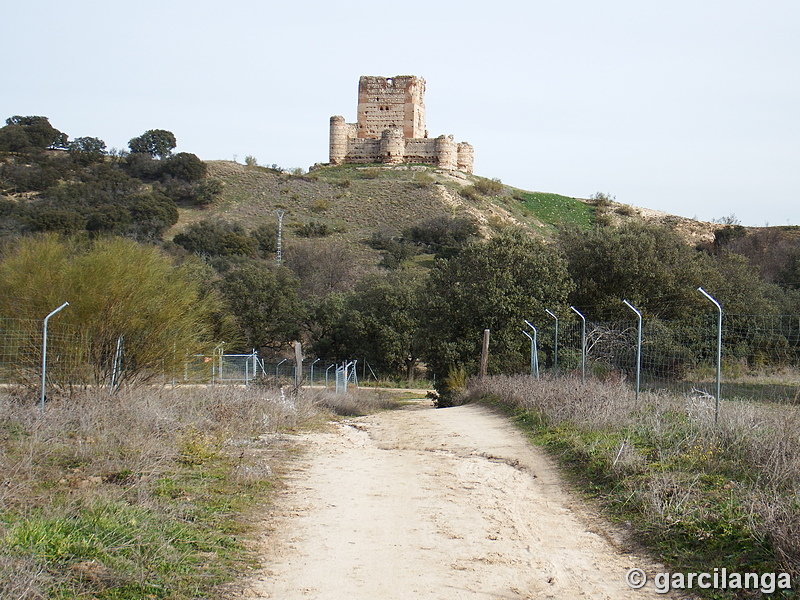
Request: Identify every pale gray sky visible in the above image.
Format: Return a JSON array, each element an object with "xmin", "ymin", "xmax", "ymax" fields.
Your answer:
[{"xmin": 2, "ymin": 0, "xmax": 798, "ymax": 226}]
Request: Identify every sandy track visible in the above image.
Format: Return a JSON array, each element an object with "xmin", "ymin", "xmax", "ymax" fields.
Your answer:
[{"xmin": 243, "ymin": 402, "xmax": 673, "ymax": 599}]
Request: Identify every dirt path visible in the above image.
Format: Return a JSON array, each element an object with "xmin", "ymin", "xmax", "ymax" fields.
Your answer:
[{"xmin": 242, "ymin": 402, "xmax": 673, "ymax": 599}]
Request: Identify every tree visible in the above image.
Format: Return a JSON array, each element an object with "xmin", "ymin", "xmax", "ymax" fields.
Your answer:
[
  {"xmin": 127, "ymin": 192, "xmax": 179, "ymax": 241},
  {"xmin": 173, "ymin": 219, "xmax": 256, "ymax": 257},
  {"xmin": 128, "ymin": 129, "xmax": 177, "ymax": 159},
  {"xmin": 558, "ymin": 222, "xmax": 711, "ymax": 319},
  {"xmin": 251, "ymin": 223, "xmax": 277, "ymax": 257},
  {"xmin": 194, "ymin": 178, "xmax": 224, "ymax": 207},
  {"xmin": 285, "ymin": 238, "xmax": 365, "ymax": 297},
  {"xmin": 161, "ymin": 152, "xmax": 207, "ymax": 182},
  {"xmin": 0, "ymin": 116, "xmax": 67, "ymax": 152},
  {"xmin": 67, "ymin": 136, "xmax": 106, "ymax": 165},
  {"xmin": 0, "ymin": 235, "xmax": 225, "ymax": 387},
  {"xmin": 323, "ymin": 271, "xmax": 423, "ymax": 378},
  {"xmin": 419, "ymin": 229, "xmax": 574, "ymax": 381},
  {"xmin": 218, "ymin": 262, "xmax": 302, "ymax": 353},
  {"xmin": 403, "ymin": 215, "xmax": 478, "ymax": 258}
]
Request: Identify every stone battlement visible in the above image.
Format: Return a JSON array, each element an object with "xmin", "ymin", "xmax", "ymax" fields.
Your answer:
[{"xmin": 329, "ymin": 76, "xmax": 473, "ymax": 173}]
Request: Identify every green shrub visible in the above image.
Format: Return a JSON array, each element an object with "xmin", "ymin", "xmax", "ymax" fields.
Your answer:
[
  {"xmin": 294, "ymin": 221, "xmax": 331, "ymax": 238},
  {"xmin": 0, "ymin": 235, "xmax": 225, "ymax": 388},
  {"xmin": 472, "ymin": 177, "xmax": 503, "ymax": 196}
]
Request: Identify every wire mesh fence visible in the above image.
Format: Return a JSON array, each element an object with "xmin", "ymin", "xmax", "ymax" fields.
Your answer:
[
  {"xmin": 3, "ymin": 308, "xmax": 798, "ymax": 402},
  {"xmin": 524, "ymin": 313, "xmax": 800, "ymax": 402},
  {"xmin": 0, "ymin": 318, "xmax": 90, "ymax": 391}
]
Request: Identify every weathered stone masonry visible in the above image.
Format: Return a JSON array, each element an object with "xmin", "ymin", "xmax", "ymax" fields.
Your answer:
[{"xmin": 329, "ymin": 75, "xmax": 474, "ymax": 173}]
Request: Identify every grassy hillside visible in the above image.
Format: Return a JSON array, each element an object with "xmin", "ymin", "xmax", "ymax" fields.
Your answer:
[
  {"xmin": 169, "ymin": 161, "xmax": 725, "ymax": 263},
  {"xmin": 169, "ymin": 162, "xmax": 600, "ymax": 246}
]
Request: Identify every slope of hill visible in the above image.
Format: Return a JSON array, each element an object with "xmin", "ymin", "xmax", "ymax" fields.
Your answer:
[{"xmin": 169, "ymin": 161, "xmax": 718, "ymax": 250}]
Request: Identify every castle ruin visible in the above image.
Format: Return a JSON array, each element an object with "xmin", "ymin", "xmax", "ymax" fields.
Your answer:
[{"xmin": 329, "ymin": 76, "xmax": 473, "ymax": 173}]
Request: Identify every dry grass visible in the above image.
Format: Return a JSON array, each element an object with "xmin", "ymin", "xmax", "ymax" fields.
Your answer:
[
  {"xmin": 0, "ymin": 384, "xmax": 395, "ymax": 599},
  {"xmin": 464, "ymin": 376, "xmax": 800, "ymax": 583},
  {"xmin": 313, "ymin": 387, "xmax": 399, "ymax": 416}
]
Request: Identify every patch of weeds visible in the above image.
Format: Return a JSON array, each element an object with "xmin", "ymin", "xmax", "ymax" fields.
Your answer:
[
  {"xmin": 294, "ymin": 221, "xmax": 332, "ymax": 238},
  {"xmin": 459, "ymin": 185, "xmax": 482, "ymax": 202},
  {"xmin": 177, "ymin": 425, "xmax": 222, "ymax": 466},
  {"xmin": 1, "ymin": 496, "xmax": 248, "ymax": 599},
  {"xmin": 472, "ymin": 177, "xmax": 504, "ymax": 196},
  {"xmin": 311, "ymin": 198, "xmax": 331, "ymax": 213}
]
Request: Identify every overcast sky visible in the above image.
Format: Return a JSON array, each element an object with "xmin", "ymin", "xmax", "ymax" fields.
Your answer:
[{"xmin": 2, "ymin": 0, "xmax": 797, "ymax": 226}]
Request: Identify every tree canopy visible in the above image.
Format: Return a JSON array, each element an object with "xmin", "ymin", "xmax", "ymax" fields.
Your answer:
[
  {"xmin": 419, "ymin": 229, "xmax": 574, "ymax": 379},
  {"xmin": 128, "ymin": 129, "xmax": 177, "ymax": 159},
  {"xmin": 0, "ymin": 116, "xmax": 67, "ymax": 153}
]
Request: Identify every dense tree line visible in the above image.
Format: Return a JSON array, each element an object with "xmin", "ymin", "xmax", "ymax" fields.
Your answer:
[{"xmin": 0, "ymin": 117, "xmax": 221, "ymax": 242}]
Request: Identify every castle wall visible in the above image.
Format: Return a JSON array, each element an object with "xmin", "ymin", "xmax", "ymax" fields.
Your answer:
[
  {"xmin": 342, "ymin": 138, "xmax": 381, "ymax": 164},
  {"xmin": 403, "ymin": 138, "xmax": 440, "ymax": 163}
]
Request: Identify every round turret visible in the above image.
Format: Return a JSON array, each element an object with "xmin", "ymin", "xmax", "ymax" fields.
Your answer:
[
  {"xmin": 380, "ymin": 128, "xmax": 404, "ymax": 165},
  {"xmin": 435, "ymin": 135, "xmax": 457, "ymax": 170},
  {"xmin": 457, "ymin": 142, "xmax": 474, "ymax": 173},
  {"xmin": 329, "ymin": 115, "xmax": 347, "ymax": 164}
]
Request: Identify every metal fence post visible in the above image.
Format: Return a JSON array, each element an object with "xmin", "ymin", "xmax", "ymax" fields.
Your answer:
[
  {"xmin": 326, "ymin": 363, "xmax": 334, "ymax": 390},
  {"xmin": 110, "ymin": 335, "xmax": 123, "ymax": 394},
  {"xmin": 41, "ymin": 302, "xmax": 69, "ymax": 411},
  {"xmin": 570, "ymin": 306, "xmax": 586, "ymax": 384},
  {"xmin": 622, "ymin": 300, "xmax": 642, "ymax": 402},
  {"xmin": 276, "ymin": 358, "xmax": 287, "ymax": 386},
  {"xmin": 524, "ymin": 320, "xmax": 540, "ymax": 379},
  {"xmin": 311, "ymin": 358, "xmax": 320, "ymax": 388},
  {"xmin": 698, "ymin": 287, "xmax": 723, "ymax": 423},
  {"xmin": 522, "ymin": 329, "xmax": 539, "ymax": 379},
  {"xmin": 545, "ymin": 309, "xmax": 559, "ymax": 375}
]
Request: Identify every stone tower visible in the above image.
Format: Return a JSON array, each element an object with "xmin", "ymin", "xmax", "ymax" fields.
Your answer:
[{"xmin": 356, "ymin": 76, "xmax": 427, "ymax": 139}]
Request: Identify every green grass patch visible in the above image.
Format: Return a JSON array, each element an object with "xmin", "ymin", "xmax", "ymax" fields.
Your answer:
[
  {"xmin": 512, "ymin": 190, "xmax": 595, "ymax": 229},
  {"xmin": 0, "ymin": 454, "xmax": 270, "ymax": 599}
]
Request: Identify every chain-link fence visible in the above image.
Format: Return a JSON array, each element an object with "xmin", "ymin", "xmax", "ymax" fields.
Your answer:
[
  {"xmin": 0, "ymin": 318, "xmax": 363, "ymax": 397},
  {"xmin": 5, "ymin": 306, "xmax": 798, "ymax": 402},
  {"xmin": 0, "ymin": 318, "xmax": 90, "ymax": 391},
  {"xmin": 523, "ymin": 312, "xmax": 800, "ymax": 402}
]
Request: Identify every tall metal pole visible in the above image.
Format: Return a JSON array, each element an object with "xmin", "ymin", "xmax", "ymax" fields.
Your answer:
[
  {"xmin": 545, "ymin": 309, "xmax": 559, "ymax": 375},
  {"xmin": 698, "ymin": 287, "xmax": 723, "ymax": 423},
  {"xmin": 276, "ymin": 210, "xmax": 285, "ymax": 266},
  {"xmin": 623, "ymin": 300, "xmax": 642, "ymax": 402},
  {"xmin": 570, "ymin": 306, "xmax": 586, "ymax": 384},
  {"xmin": 41, "ymin": 301, "xmax": 69, "ymax": 411}
]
